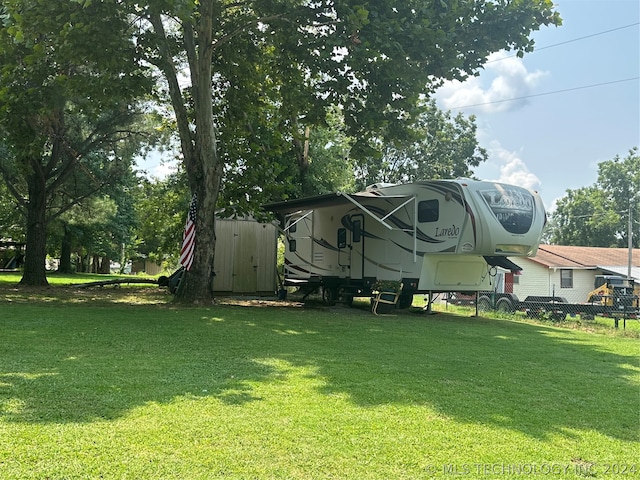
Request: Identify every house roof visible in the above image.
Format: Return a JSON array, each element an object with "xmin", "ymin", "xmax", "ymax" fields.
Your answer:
[{"xmin": 530, "ymin": 245, "xmax": 639, "ymax": 270}]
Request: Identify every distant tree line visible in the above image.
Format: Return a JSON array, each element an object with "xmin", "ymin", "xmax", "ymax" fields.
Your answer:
[{"xmin": 546, "ymin": 148, "xmax": 639, "ymax": 248}]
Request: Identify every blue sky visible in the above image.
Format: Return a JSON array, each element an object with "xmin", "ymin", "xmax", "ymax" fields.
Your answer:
[{"xmin": 436, "ymin": 0, "xmax": 640, "ymax": 211}]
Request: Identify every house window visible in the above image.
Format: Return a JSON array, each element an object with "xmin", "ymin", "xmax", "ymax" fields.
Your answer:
[
  {"xmin": 418, "ymin": 199, "xmax": 439, "ymax": 222},
  {"xmin": 560, "ymin": 269, "xmax": 573, "ymax": 288}
]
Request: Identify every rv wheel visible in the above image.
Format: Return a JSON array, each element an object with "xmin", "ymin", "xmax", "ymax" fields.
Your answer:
[
  {"xmin": 322, "ymin": 287, "xmax": 337, "ymax": 306},
  {"xmin": 344, "ymin": 295, "xmax": 354, "ymax": 307},
  {"xmin": 398, "ymin": 293, "xmax": 413, "ymax": 309}
]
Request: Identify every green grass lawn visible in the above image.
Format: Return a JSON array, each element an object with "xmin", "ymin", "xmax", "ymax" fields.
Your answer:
[{"xmin": 0, "ymin": 274, "xmax": 638, "ymax": 479}]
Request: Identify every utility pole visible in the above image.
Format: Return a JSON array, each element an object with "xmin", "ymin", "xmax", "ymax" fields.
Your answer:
[{"xmin": 629, "ymin": 202, "xmax": 633, "ymax": 280}]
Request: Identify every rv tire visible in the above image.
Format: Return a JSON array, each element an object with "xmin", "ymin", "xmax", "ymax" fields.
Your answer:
[
  {"xmin": 398, "ymin": 293, "xmax": 413, "ymax": 309},
  {"xmin": 322, "ymin": 286, "xmax": 337, "ymax": 306}
]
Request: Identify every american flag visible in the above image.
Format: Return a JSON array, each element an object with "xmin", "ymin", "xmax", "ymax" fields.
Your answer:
[{"xmin": 179, "ymin": 193, "xmax": 197, "ymax": 271}]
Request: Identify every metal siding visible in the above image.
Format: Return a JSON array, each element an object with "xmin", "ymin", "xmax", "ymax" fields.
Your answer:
[
  {"xmin": 255, "ymin": 222, "xmax": 278, "ymax": 292},
  {"xmin": 211, "ymin": 218, "xmax": 278, "ymax": 293},
  {"xmin": 233, "ymin": 221, "xmax": 258, "ymax": 293},
  {"xmin": 212, "ymin": 219, "xmax": 235, "ymax": 291}
]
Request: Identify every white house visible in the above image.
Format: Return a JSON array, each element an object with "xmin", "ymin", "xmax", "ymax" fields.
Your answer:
[{"xmin": 510, "ymin": 245, "xmax": 639, "ymax": 303}]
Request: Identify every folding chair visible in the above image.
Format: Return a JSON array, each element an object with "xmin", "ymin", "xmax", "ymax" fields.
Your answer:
[{"xmin": 371, "ymin": 282, "xmax": 403, "ymax": 315}]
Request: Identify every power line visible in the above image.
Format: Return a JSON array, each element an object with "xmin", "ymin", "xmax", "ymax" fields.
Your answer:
[
  {"xmin": 486, "ymin": 22, "xmax": 640, "ymax": 64},
  {"xmin": 449, "ymin": 77, "xmax": 639, "ymax": 110}
]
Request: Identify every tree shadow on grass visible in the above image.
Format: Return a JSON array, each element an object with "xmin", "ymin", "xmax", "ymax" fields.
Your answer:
[
  {"xmin": 0, "ymin": 305, "xmax": 278, "ymax": 423},
  {"xmin": 307, "ymin": 313, "xmax": 640, "ymax": 442},
  {"xmin": 0, "ymin": 301, "xmax": 638, "ymax": 443}
]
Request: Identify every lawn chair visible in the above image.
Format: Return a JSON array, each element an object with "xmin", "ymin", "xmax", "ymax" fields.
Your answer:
[{"xmin": 371, "ymin": 282, "xmax": 403, "ymax": 315}]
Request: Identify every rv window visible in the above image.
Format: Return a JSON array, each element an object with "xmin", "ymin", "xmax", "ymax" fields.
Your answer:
[
  {"xmin": 480, "ymin": 188, "xmax": 534, "ymax": 234},
  {"xmin": 337, "ymin": 228, "xmax": 347, "ymax": 249},
  {"xmin": 353, "ymin": 220, "xmax": 362, "ymax": 242},
  {"xmin": 418, "ymin": 199, "xmax": 439, "ymax": 222},
  {"xmin": 289, "ymin": 239, "xmax": 296, "ymax": 252},
  {"xmin": 560, "ymin": 269, "xmax": 573, "ymax": 288}
]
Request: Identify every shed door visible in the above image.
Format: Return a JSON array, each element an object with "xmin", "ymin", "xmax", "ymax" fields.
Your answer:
[
  {"xmin": 255, "ymin": 223, "xmax": 277, "ymax": 292},
  {"xmin": 232, "ymin": 221, "xmax": 258, "ymax": 293}
]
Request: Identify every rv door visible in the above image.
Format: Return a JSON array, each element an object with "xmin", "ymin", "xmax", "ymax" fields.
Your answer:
[{"xmin": 350, "ymin": 214, "xmax": 364, "ymax": 280}]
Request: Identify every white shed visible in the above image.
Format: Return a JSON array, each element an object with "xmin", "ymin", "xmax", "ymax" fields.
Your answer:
[{"xmin": 212, "ymin": 218, "xmax": 279, "ymax": 294}]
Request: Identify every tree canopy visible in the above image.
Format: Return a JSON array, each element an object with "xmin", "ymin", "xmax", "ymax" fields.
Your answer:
[
  {"xmin": 0, "ymin": 0, "xmax": 154, "ymax": 284},
  {"xmin": 549, "ymin": 147, "xmax": 639, "ymax": 248},
  {"xmin": 0, "ymin": 0, "xmax": 563, "ymax": 296},
  {"xmin": 135, "ymin": 0, "xmax": 561, "ymax": 302},
  {"xmin": 353, "ymin": 99, "xmax": 488, "ymax": 190}
]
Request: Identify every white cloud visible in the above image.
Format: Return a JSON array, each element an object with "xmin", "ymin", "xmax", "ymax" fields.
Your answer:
[
  {"xmin": 150, "ymin": 161, "xmax": 178, "ymax": 179},
  {"xmin": 477, "ymin": 141, "xmax": 542, "ymax": 191},
  {"xmin": 437, "ymin": 52, "xmax": 549, "ymax": 113},
  {"xmin": 498, "ymin": 156, "xmax": 541, "ymax": 191}
]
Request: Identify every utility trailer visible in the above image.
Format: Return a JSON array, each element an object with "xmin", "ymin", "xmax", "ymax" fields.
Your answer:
[
  {"xmin": 466, "ymin": 279, "xmax": 639, "ymax": 327},
  {"xmin": 264, "ymin": 179, "xmax": 547, "ymax": 308}
]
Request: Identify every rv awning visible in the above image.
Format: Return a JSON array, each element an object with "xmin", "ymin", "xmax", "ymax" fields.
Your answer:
[
  {"xmin": 263, "ymin": 191, "xmax": 410, "ymax": 215},
  {"xmin": 484, "ymin": 256, "xmax": 522, "ymax": 273},
  {"xmin": 264, "ymin": 190, "xmax": 419, "ymax": 261}
]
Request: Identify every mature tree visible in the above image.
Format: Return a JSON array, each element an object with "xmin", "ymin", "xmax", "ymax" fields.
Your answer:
[
  {"xmin": 0, "ymin": 155, "xmax": 23, "ymax": 240},
  {"xmin": 49, "ymin": 196, "xmax": 119, "ymax": 273},
  {"xmin": 135, "ymin": 0, "xmax": 560, "ymax": 302},
  {"xmin": 550, "ymin": 148, "xmax": 639, "ymax": 248},
  {"xmin": 598, "ymin": 147, "xmax": 640, "ymax": 245},
  {"xmin": 134, "ymin": 172, "xmax": 189, "ymax": 266},
  {"xmin": 301, "ymin": 107, "xmax": 355, "ymax": 197},
  {"xmin": 49, "ymin": 163, "xmax": 142, "ymax": 274},
  {"xmin": 0, "ymin": 0, "xmax": 152, "ymax": 285},
  {"xmin": 551, "ymin": 186, "xmax": 619, "ymax": 247},
  {"xmin": 353, "ymin": 99, "xmax": 487, "ymax": 189},
  {"xmin": 213, "ymin": 88, "xmax": 303, "ymax": 217},
  {"xmin": 217, "ymin": 101, "xmax": 354, "ymax": 213}
]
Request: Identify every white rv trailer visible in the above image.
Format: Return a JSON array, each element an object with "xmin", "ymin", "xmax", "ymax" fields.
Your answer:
[{"xmin": 265, "ymin": 179, "xmax": 546, "ymax": 307}]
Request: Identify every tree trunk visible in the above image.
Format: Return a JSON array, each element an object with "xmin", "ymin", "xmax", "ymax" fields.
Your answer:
[
  {"xmin": 91, "ymin": 254, "xmax": 100, "ymax": 273},
  {"xmin": 77, "ymin": 253, "xmax": 88, "ymax": 273},
  {"xmin": 58, "ymin": 225, "xmax": 74, "ymax": 273},
  {"xmin": 177, "ymin": 181, "xmax": 221, "ymax": 303},
  {"xmin": 20, "ymin": 173, "xmax": 49, "ymax": 286},
  {"xmin": 152, "ymin": 3, "xmax": 220, "ymax": 303},
  {"xmin": 99, "ymin": 255, "xmax": 111, "ymax": 274},
  {"xmin": 294, "ymin": 124, "xmax": 311, "ymax": 194}
]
